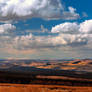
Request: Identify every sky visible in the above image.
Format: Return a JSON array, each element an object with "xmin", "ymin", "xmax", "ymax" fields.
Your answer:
[{"xmin": 0, "ymin": 0, "xmax": 92, "ymax": 59}]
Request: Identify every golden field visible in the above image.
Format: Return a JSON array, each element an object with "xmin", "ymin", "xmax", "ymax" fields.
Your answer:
[{"xmin": 0, "ymin": 84, "xmax": 92, "ymax": 92}]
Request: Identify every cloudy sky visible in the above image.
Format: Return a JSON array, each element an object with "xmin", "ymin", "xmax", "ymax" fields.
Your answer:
[{"xmin": 0, "ymin": 0, "xmax": 92, "ymax": 59}]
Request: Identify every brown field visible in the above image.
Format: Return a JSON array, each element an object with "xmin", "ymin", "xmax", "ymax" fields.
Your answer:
[{"xmin": 0, "ymin": 83, "xmax": 92, "ymax": 92}]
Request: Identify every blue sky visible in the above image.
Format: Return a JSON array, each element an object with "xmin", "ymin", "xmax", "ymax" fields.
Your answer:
[{"xmin": 0, "ymin": 0, "xmax": 92, "ymax": 59}]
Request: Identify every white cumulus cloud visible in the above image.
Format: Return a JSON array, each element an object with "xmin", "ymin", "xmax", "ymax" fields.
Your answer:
[
  {"xmin": 51, "ymin": 20, "xmax": 92, "ymax": 34},
  {"xmin": 79, "ymin": 20, "xmax": 92, "ymax": 33},
  {"xmin": 51, "ymin": 22, "xmax": 79, "ymax": 34}
]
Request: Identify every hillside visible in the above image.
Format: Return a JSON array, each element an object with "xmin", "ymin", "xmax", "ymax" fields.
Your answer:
[{"xmin": 0, "ymin": 59, "xmax": 92, "ymax": 92}]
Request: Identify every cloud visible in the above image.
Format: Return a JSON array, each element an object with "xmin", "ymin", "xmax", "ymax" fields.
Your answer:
[
  {"xmin": 79, "ymin": 20, "xmax": 92, "ymax": 33},
  {"xmin": 51, "ymin": 22, "xmax": 79, "ymax": 34},
  {"xmin": 0, "ymin": 23, "xmax": 16, "ymax": 34},
  {"xmin": 0, "ymin": 32, "xmax": 88, "ymax": 50},
  {"xmin": 0, "ymin": 0, "xmax": 79, "ymax": 21},
  {"xmin": 61, "ymin": 7, "xmax": 79, "ymax": 20},
  {"xmin": 51, "ymin": 20, "xmax": 92, "ymax": 34},
  {"xmin": 10, "ymin": 33, "xmax": 88, "ymax": 50},
  {"xmin": 68, "ymin": 7, "xmax": 76, "ymax": 14},
  {"xmin": 82, "ymin": 12, "xmax": 88, "ymax": 18}
]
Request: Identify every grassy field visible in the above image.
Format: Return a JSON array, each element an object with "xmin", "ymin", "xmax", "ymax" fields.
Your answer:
[{"xmin": 0, "ymin": 83, "xmax": 92, "ymax": 92}]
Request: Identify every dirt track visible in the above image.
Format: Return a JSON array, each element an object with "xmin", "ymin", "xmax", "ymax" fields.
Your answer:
[{"xmin": 0, "ymin": 84, "xmax": 92, "ymax": 92}]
